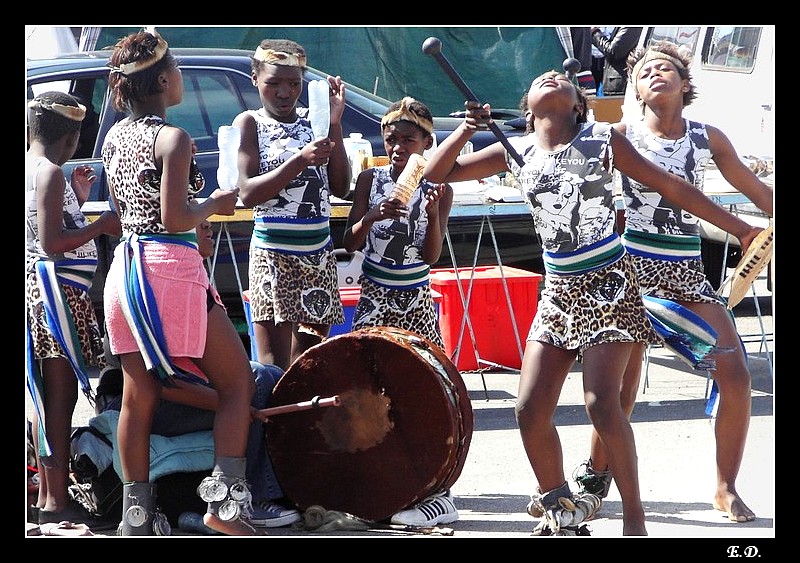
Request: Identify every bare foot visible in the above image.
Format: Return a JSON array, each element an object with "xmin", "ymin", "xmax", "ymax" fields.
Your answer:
[
  {"xmin": 714, "ymin": 492, "xmax": 756, "ymax": 523},
  {"xmin": 203, "ymin": 513, "xmax": 264, "ymax": 536},
  {"xmin": 622, "ymin": 523, "xmax": 648, "ymax": 536}
]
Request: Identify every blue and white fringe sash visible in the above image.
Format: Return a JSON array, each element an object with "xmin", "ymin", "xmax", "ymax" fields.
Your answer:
[
  {"xmin": 26, "ymin": 258, "xmax": 97, "ymax": 459},
  {"xmin": 117, "ymin": 233, "xmax": 208, "ymax": 387}
]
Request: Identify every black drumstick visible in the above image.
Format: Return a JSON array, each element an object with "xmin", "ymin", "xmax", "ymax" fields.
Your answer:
[
  {"xmin": 562, "ymin": 57, "xmax": 581, "ymax": 81},
  {"xmin": 422, "ymin": 36, "xmax": 525, "ymax": 167}
]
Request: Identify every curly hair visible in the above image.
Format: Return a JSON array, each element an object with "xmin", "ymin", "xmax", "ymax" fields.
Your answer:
[
  {"xmin": 27, "ymin": 91, "xmax": 84, "ymax": 144},
  {"xmin": 627, "ymin": 40, "xmax": 697, "ymax": 107},
  {"xmin": 107, "ymin": 31, "xmax": 177, "ymax": 113}
]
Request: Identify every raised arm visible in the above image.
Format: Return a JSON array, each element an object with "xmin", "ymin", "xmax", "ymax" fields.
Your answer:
[{"xmin": 424, "ymin": 102, "xmax": 509, "ymax": 184}]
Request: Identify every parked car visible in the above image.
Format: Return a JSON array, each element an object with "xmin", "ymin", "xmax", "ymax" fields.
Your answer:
[{"xmin": 27, "ymin": 48, "xmax": 537, "ymax": 328}]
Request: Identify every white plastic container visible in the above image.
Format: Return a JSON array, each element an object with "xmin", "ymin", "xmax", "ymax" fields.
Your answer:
[
  {"xmin": 217, "ymin": 125, "xmax": 241, "ymax": 190},
  {"xmin": 307, "ymin": 80, "xmax": 330, "ymax": 139},
  {"xmin": 343, "ymin": 133, "xmax": 372, "ymax": 183}
]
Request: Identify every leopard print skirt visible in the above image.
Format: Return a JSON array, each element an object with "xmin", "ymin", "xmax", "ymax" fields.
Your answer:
[
  {"xmin": 351, "ymin": 276, "xmax": 444, "ymax": 350},
  {"xmin": 25, "ymin": 270, "xmax": 106, "ymax": 367},
  {"xmin": 248, "ymin": 245, "xmax": 345, "ymax": 326},
  {"xmin": 528, "ymin": 253, "xmax": 660, "ymax": 354},
  {"xmin": 630, "ymin": 255, "xmax": 724, "ymax": 305}
]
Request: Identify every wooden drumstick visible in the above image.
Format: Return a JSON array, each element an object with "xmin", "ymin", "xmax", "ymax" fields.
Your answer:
[
  {"xmin": 422, "ymin": 36, "xmax": 525, "ymax": 167},
  {"xmin": 258, "ymin": 395, "xmax": 341, "ymax": 418}
]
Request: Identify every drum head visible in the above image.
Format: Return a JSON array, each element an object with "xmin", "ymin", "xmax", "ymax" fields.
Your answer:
[{"xmin": 265, "ymin": 327, "xmax": 473, "ymax": 522}]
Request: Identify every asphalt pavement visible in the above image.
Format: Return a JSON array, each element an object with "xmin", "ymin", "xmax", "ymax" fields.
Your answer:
[{"xmin": 25, "ymin": 278, "xmax": 775, "ymax": 547}]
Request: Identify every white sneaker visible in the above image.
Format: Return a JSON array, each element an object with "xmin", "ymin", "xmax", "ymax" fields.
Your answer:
[{"xmin": 390, "ymin": 490, "xmax": 458, "ymax": 527}]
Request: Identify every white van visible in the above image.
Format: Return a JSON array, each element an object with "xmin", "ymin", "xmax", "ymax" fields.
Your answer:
[{"xmin": 619, "ymin": 26, "xmax": 774, "ymax": 288}]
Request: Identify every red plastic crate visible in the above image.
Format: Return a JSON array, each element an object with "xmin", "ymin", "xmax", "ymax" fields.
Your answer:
[{"xmin": 430, "ymin": 266, "xmax": 542, "ymax": 371}]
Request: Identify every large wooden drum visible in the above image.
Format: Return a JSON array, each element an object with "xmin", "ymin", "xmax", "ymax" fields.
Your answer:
[{"xmin": 264, "ymin": 327, "xmax": 473, "ymax": 522}]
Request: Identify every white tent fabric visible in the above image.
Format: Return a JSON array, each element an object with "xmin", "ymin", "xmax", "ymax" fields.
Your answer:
[{"xmin": 25, "ymin": 26, "xmax": 78, "ymax": 60}]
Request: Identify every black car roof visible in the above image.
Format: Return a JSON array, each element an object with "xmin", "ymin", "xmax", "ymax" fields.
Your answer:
[{"xmin": 26, "ymin": 48, "xmax": 257, "ymax": 76}]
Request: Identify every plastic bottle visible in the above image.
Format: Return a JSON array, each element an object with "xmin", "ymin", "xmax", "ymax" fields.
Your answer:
[
  {"xmin": 178, "ymin": 511, "xmax": 221, "ymax": 535},
  {"xmin": 307, "ymin": 80, "xmax": 330, "ymax": 139},
  {"xmin": 217, "ymin": 125, "xmax": 241, "ymax": 190},
  {"xmin": 343, "ymin": 133, "xmax": 372, "ymax": 183}
]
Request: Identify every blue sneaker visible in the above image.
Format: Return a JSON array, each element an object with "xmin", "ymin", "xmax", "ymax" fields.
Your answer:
[
  {"xmin": 390, "ymin": 490, "xmax": 458, "ymax": 527},
  {"xmin": 249, "ymin": 500, "xmax": 301, "ymax": 528}
]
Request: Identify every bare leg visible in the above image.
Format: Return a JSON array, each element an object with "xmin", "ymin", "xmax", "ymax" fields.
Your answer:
[
  {"xmin": 117, "ymin": 353, "xmax": 161, "ymax": 482},
  {"xmin": 254, "ymin": 319, "xmax": 293, "ymax": 371},
  {"xmin": 687, "ymin": 302, "xmax": 755, "ymax": 522},
  {"xmin": 196, "ymin": 303, "xmax": 255, "ymax": 457},
  {"xmin": 515, "ymin": 342, "xmax": 576, "ymax": 493},
  {"xmin": 37, "ymin": 358, "xmax": 78, "ymax": 513},
  {"xmin": 588, "ymin": 343, "xmax": 644, "ymax": 472},
  {"xmin": 291, "ymin": 322, "xmax": 328, "ymax": 365},
  {"xmin": 583, "ymin": 342, "xmax": 647, "ymax": 536},
  {"xmin": 195, "ymin": 304, "xmax": 260, "ymax": 535}
]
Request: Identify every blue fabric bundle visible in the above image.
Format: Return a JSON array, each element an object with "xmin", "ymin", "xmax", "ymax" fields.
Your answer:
[{"xmin": 642, "ymin": 295, "xmax": 720, "ymax": 371}]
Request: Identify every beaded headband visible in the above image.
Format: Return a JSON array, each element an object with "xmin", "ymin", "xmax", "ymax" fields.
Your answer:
[
  {"xmin": 27, "ymin": 99, "xmax": 86, "ymax": 121},
  {"xmin": 380, "ymin": 96, "xmax": 434, "ymax": 135},
  {"xmin": 253, "ymin": 46, "xmax": 307, "ymax": 67},
  {"xmin": 109, "ymin": 34, "xmax": 169, "ymax": 76}
]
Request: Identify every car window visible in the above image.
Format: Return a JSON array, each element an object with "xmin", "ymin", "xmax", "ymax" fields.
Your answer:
[
  {"xmin": 702, "ymin": 27, "xmax": 761, "ymax": 71},
  {"xmin": 168, "ymin": 68, "xmax": 262, "ymax": 153},
  {"xmin": 646, "ymin": 26, "xmax": 701, "ymax": 53},
  {"xmin": 645, "ymin": 26, "xmax": 761, "ymax": 73},
  {"xmin": 27, "ymin": 75, "xmax": 109, "ymax": 160}
]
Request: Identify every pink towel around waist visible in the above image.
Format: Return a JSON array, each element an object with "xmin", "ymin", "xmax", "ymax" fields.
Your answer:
[{"xmin": 104, "ymin": 241, "xmax": 209, "ymax": 358}]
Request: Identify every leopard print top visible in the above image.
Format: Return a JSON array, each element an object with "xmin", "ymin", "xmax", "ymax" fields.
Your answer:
[{"xmin": 101, "ymin": 114, "xmax": 204, "ymax": 235}]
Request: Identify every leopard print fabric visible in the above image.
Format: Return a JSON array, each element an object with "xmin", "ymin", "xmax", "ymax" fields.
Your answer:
[
  {"xmin": 25, "ymin": 270, "xmax": 106, "ymax": 367},
  {"xmin": 248, "ymin": 245, "xmax": 344, "ymax": 325},
  {"xmin": 102, "ymin": 114, "xmax": 204, "ymax": 235},
  {"xmin": 630, "ymin": 254, "xmax": 724, "ymax": 305},
  {"xmin": 351, "ymin": 276, "xmax": 444, "ymax": 349},
  {"xmin": 528, "ymin": 254, "xmax": 659, "ymax": 354}
]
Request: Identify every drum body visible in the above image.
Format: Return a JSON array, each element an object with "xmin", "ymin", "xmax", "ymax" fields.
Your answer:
[{"xmin": 265, "ymin": 327, "xmax": 473, "ymax": 522}]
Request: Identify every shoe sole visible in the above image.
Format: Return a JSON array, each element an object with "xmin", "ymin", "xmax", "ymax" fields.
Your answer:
[
  {"xmin": 251, "ymin": 514, "xmax": 302, "ymax": 528},
  {"xmin": 390, "ymin": 512, "xmax": 459, "ymax": 527}
]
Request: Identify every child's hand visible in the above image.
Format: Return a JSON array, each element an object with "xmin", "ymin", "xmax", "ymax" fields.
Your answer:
[
  {"xmin": 97, "ymin": 210, "xmax": 122, "ymax": 237},
  {"xmin": 372, "ymin": 197, "xmax": 408, "ymax": 221},
  {"xmin": 464, "ymin": 101, "xmax": 492, "ymax": 131},
  {"xmin": 424, "ymin": 183, "xmax": 447, "ymax": 209},
  {"xmin": 208, "ymin": 187, "xmax": 239, "ymax": 216},
  {"xmin": 71, "ymin": 165, "xmax": 97, "ymax": 205},
  {"xmin": 327, "ymin": 75, "xmax": 346, "ymax": 125},
  {"xmin": 737, "ymin": 225, "xmax": 764, "ymax": 257},
  {"xmin": 301, "ymin": 138, "xmax": 334, "ymax": 166}
]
